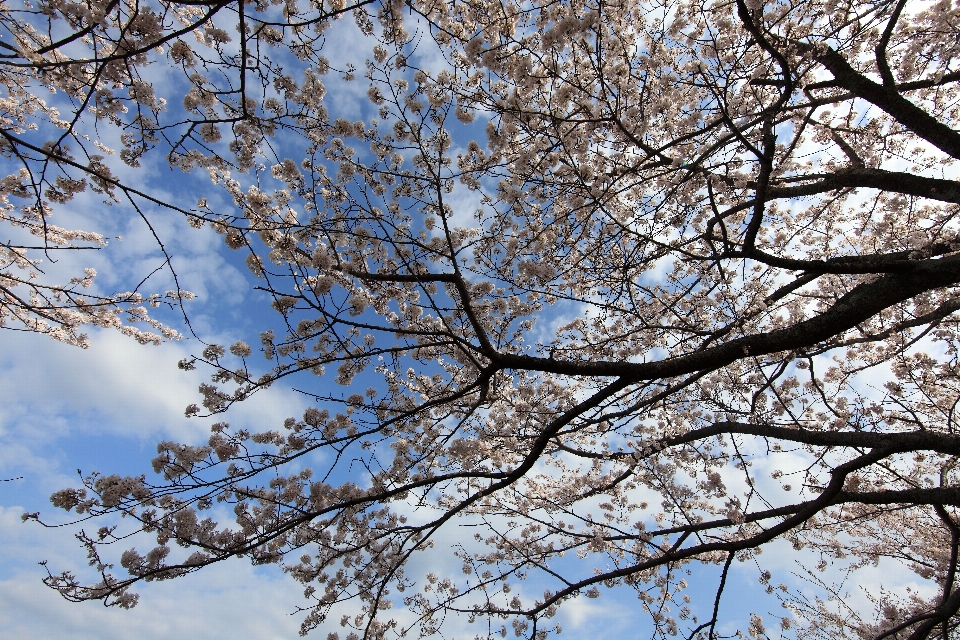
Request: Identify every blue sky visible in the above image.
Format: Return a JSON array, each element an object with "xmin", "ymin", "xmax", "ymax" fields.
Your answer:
[{"xmin": 0, "ymin": 7, "xmax": 938, "ymax": 639}]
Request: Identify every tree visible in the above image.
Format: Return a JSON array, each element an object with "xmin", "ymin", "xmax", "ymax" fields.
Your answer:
[
  {"xmin": 0, "ymin": 0, "xmax": 210, "ymax": 345},
  {"xmin": 17, "ymin": 0, "xmax": 960, "ymax": 636}
]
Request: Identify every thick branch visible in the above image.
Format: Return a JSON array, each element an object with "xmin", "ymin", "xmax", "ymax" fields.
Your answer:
[
  {"xmin": 767, "ymin": 168, "xmax": 960, "ymax": 205},
  {"xmin": 497, "ymin": 253, "xmax": 960, "ymax": 378},
  {"xmin": 809, "ymin": 44, "xmax": 960, "ymax": 159}
]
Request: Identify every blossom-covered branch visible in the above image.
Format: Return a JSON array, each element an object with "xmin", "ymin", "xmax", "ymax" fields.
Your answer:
[{"xmin": 19, "ymin": 0, "xmax": 960, "ymax": 637}]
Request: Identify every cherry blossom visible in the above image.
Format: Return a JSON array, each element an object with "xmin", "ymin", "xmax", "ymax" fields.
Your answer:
[{"xmin": 12, "ymin": 0, "xmax": 960, "ymax": 637}]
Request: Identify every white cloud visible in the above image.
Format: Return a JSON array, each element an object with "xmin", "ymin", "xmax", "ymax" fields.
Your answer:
[
  {"xmin": 0, "ymin": 502, "xmax": 304, "ymax": 639},
  {"xmin": 559, "ymin": 595, "xmax": 625, "ymax": 632},
  {"xmin": 0, "ymin": 328, "xmax": 306, "ymax": 448}
]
